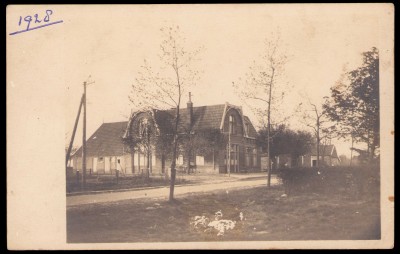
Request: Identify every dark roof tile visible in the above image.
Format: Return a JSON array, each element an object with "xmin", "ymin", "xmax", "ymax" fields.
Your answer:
[
  {"xmin": 74, "ymin": 104, "xmax": 258, "ymax": 157},
  {"xmin": 73, "ymin": 121, "xmax": 128, "ymax": 157}
]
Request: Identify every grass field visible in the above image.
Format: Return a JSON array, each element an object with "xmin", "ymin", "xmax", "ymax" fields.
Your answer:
[{"xmin": 67, "ymin": 184, "xmax": 380, "ymax": 242}]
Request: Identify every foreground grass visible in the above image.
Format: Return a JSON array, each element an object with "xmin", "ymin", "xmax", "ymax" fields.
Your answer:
[{"xmin": 67, "ymin": 185, "xmax": 380, "ymax": 243}]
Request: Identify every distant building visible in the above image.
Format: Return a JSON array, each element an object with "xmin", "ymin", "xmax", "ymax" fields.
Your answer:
[
  {"xmin": 275, "ymin": 144, "xmax": 341, "ymax": 168},
  {"xmin": 275, "ymin": 153, "xmax": 293, "ymax": 168},
  {"xmin": 71, "ymin": 100, "xmax": 262, "ymax": 175}
]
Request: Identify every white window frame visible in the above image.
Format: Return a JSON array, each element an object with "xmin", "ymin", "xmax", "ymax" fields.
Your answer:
[
  {"xmin": 196, "ymin": 155, "xmax": 205, "ymax": 166},
  {"xmin": 176, "ymin": 155, "xmax": 184, "ymax": 165}
]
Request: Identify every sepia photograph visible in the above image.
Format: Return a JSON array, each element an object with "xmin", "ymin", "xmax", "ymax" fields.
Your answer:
[{"xmin": 7, "ymin": 4, "xmax": 394, "ymax": 250}]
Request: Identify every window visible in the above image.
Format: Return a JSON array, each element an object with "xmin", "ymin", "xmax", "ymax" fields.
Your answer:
[
  {"xmin": 253, "ymin": 148, "xmax": 257, "ymax": 166},
  {"xmin": 229, "ymin": 115, "xmax": 236, "ymax": 134},
  {"xmin": 152, "ymin": 154, "xmax": 156, "ymax": 166},
  {"xmin": 312, "ymin": 159, "xmax": 317, "ymax": 167},
  {"xmin": 245, "ymin": 123, "xmax": 249, "ymax": 136},
  {"xmin": 139, "ymin": 154, "xmax": 146, "ymax": 166},
  {"xmin": 138, "ymin": 118, "xmax": 148, "ymax": 137},
  {"xmin": 225, "ymin": 144, "xmax": 236, "ymax": 165},
  {"xmin": 224, "ymin": 152, "xmax": 227, "ymax": 165},
  {"xmin": 196, "ymin": 156, "xmax": 205, "ymax": 166},
  {"xmin": 245, "ymin": 148, "xmax": 251, "ymax": 167},
  {"xmin": 176, "ymin": 155, "xmax": 184, "ymax": 165},
  {"xmin": 116, "ymin": 158, "xmax": 122, "ymax": 171}
]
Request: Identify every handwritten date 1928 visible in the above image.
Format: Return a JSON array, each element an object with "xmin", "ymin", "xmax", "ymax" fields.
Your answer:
[{"xmin": 18, "ymin": 10, "xmax": 53, "ymax": 31}]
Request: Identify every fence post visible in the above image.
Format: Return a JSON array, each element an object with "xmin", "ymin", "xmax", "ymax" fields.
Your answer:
[{"xmin": 116, "ymin": 169, "xmax": 119, "ymax": 184}]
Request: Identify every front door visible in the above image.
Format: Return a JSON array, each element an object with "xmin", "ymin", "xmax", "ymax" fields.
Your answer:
[
  {"xmin": 232, "ymin": 144, "xmax": 239, "ymax": 173},
  {"xmin": 105, "ymin": 157, "xmax": 110, "ymax": 173},
  {"xmin": 227, "ymin": 144, "xmax": 239, "ymax": 173}
]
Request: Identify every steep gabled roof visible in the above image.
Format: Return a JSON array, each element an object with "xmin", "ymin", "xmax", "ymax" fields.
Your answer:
[
  {"xmin": 74, "ymin": 104, "xmax": 259, "ymax": 158},
  {"xmin": 309, "ymin": 144, "xmax": 338, "ymax": 158},
  {"xmin": 192, "ymin": 104, "xmax": 227, "ymax": 131},
  {"xmin": 162, "ymin": 104, "xmax": 256, "ymax": 137},
  {"xmin": 160, "ymin": 104, "xmax": 227, "ymax": 133},
  {"xmin": 243, "ymin": 116, "xmax": 257, "ymax": 138},
  {"xmin": 153, "ymin": 109, "xmax": 175, "ymax": 134},
  {"xmin": 73, "ymin": 121, "xmax": 128, "ymax": 157}
]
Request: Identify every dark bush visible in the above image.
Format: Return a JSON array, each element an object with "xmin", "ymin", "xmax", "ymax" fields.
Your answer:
[{"xmin": 277, "ymin": 166, "xmax": 380, "ymax": 197}]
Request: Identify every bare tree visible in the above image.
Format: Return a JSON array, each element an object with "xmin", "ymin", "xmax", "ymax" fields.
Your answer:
[
  {"xmin": 129, "ymin": 26, "xmax": 202, "ymax": 201},
  {"xmin": 233, "ymin": 31, "xmax": 289, "ymax": 187},
  {"xmin": 298, "ymin": 96, "xmax": 332, "ymax": 167}
]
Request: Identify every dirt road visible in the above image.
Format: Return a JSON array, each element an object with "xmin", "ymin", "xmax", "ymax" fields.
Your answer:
[{"xmin": 67, "ymin": 175, "xmax": 278, "ymax": 207}]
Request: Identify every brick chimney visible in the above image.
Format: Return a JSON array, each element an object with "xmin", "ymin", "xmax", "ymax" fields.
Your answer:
[{"xmin": 187, "ymin": 92, "xmax": 193, "ymax": 129}]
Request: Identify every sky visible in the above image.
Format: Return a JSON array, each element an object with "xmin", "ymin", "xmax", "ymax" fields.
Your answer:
[{"xmin": 59, "ymin": 4, "xmax": 384, "ymax": 157}]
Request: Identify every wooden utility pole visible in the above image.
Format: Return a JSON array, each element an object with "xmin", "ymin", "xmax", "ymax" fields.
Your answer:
[
  {"xmin": 228, "ymin": 127, "xmax": 231, "ymax": 177},
  {"xmin": 81, "ymin": 78, "xmax": 94, "ymax": 190},
  {"xmin": 66, "ymin": 94, "xmax": 84, "ymax": 168},
  {"xmin": 147, "ymin": 125, "xmax": 151, "ymax": 178},
  {"xmin": 266, "ymin": 72, "xmax": 273, "ymax": 188},
  {"xmin": 82, "ymin": 81, "xmax": 87, "ymax": 189},
  {"xmin": 226, "ymin": 106, "xmax": 233, "ymax": 177}
]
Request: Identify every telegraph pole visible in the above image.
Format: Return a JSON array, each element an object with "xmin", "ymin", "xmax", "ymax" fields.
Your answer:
[
  {"xmin": 228, "ymin": 127, "xmax": 231, "ymax": 177},
  {"xmin": 147, "ymin": 124, "xmax": 151, "ymax": 178},
  {"xmin": 81, "ymin": 78, "xmax": 94, "ymax": 190},
  {"xmin": 66, "ymin": 94, "xmax": 84, "ymax": 168},
  {"xmin": 82, "ymin": 81, "xmax": 87, "ymax": 190}
]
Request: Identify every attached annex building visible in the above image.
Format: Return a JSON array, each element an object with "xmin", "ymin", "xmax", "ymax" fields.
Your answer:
[{"xmin": 71, "ymin": 100, "xmax": 262, "ymax": 175}]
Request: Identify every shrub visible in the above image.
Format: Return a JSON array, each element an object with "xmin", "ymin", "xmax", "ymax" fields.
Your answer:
[{"xmin": 277, "ymin": 166, "xmax": 380, "ymax": 197}]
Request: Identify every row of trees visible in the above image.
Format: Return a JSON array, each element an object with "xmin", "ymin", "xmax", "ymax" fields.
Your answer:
[
  {"xmin": 252, "ymin": 47, "xmax": 380, "ymax": 169},
  {"xmin": 129, "ymin": 25, "xmax": 380, "ymax": 201},
  {"xmin": 323, "ymin": 47, "xmax": 380, "ymax": 163},
  {"xmin": 252, "ymin": 47, "xmax": 379, "ymax": 169},
  {"xmin": 257, "ymin": 124, "xmax": 314, "ymax": 167}
]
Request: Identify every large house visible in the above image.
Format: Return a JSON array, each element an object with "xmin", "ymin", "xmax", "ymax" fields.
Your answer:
[
  {"xmin": 71, "ymin": 100, "xmax": 262, "ymax": 175},
  {"xmin": 275, "ymin": 144, "xmax": 341, "ymax": 168}
]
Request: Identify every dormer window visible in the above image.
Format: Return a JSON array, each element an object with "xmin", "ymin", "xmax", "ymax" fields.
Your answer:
[
  {"xmin": 138, "ymin": 118, "xmax": 148, "ymax": 137},
  {"xmin": 245, "ymin": 123, "xmax": 250, "ymax": 136},
  {"xmin": 229, "ymin": 115, "xmax": 236, "ymax": 134}
]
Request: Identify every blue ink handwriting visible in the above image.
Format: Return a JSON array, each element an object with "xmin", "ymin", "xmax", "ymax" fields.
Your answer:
[{"xmin": 10, "ymin": 10, "xmax": 63, "ymax": 36}]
